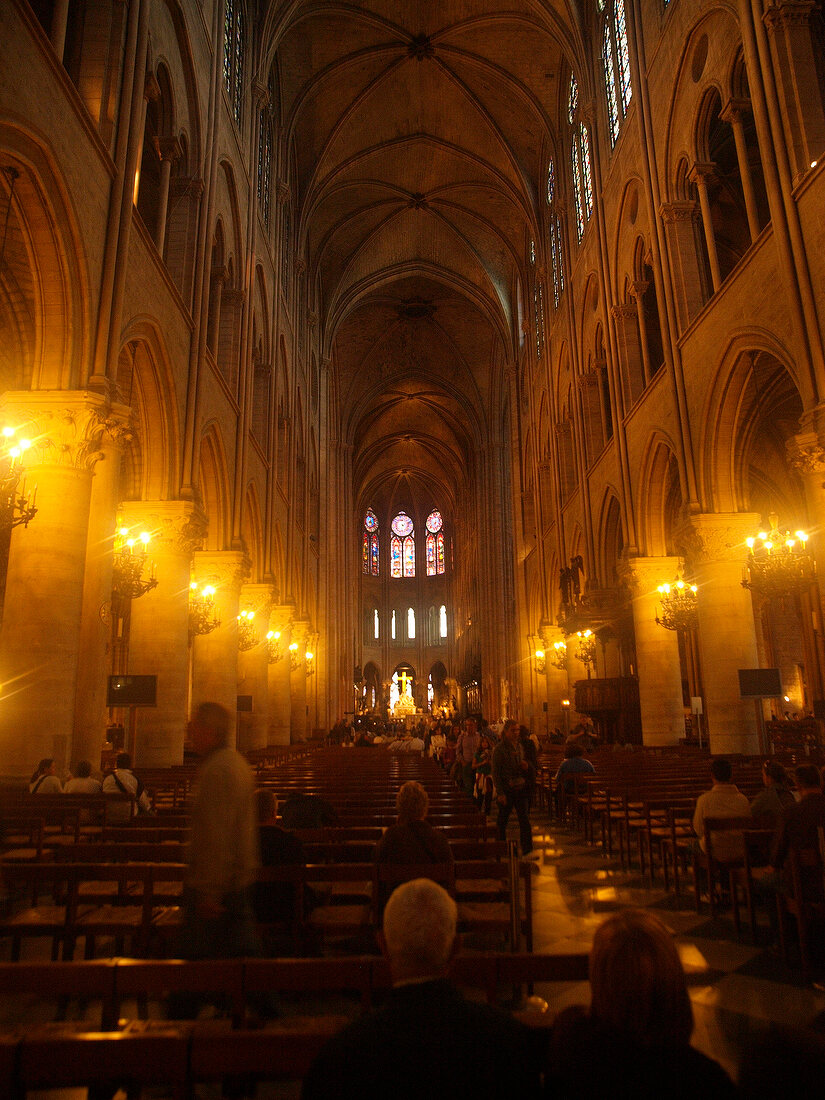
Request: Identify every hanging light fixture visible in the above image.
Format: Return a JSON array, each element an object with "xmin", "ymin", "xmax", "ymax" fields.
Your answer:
[
  {"xmin": 265, "ymin": 629, "xmax": 282, "ymax": 663},
  {"xmin": 550, "ymin": 639, "xmax": 568, "ymax": 670},
  {"xmin": 189, "ymin": 582, "xmax": 220, "ymax": 637},
  {"xmin": 656, "ymin": 575, "xmax": 698, "ymax": 632},
  {"xmin": 289, "ymin": 641, "xmax": 301, "ymax": 671},
  {"xmin": 574, "ymin": 629, "xmax": 596, "ymax": 670},
  {"xmin": 111, "ymin": 526, "xmax": 157, "ymax": 601},
  {"xmin": 237, "ymin": 609, "xmax": 258, "ymax": 651},
  {"xmin": 305, "ymin": 649, "xmax": 315, "ymax": 676},
  {"xmin": 741, "ymin": 513, "xmax": 815, "ymax": 599},
  {"xmin": 0, "ymin": 426, "xmax": 37, "ymax": 534}
]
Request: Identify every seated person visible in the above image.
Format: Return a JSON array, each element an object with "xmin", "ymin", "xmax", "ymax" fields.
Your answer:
[
  {"xmin": 101, "ymin": 752, "xmax": 152, "ymax": 822},
  {"xmin": 770, "ymin": 764, "xmax": 825, "ymax": 898},
  {"xmin": 301, "ymin": 878, "xmax": 541, "ymax": 1099},
  {"xmin": 64, "ymin": 760, "xmax": 102, "ymax": 794},
  {"xmin": 375, "ymin": 781, "xmax": 453, "ymax": 910},
  {"xmin": 29, "ymin": 758, "xmax": 62, "ymax": 794},
  {"xmin": 692, "ymin": 758, "xmax": 750, "ymax": 860},
  {"xmin": 547, "ymin": 909, "xmax": 736, "ymax": 1098},
  {"xmin": 554, "ymin": 742, "xmax": 595, "ymax": 815},
  {"xmin": 278, "ymin": 791, "xmax": 338, "ymax": 829},
  {"xmin": 254, "ymin": 789, "xmax": 310, "ymax": 927},
  {"xmin": 750, "ymin": 760, "xmax": 795, "ymax": 827}
]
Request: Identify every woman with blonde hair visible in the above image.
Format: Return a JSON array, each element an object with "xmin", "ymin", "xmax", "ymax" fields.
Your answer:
[{"xmin": 547, "ymin": 909, "xmax": 734, "ymax": 1097}]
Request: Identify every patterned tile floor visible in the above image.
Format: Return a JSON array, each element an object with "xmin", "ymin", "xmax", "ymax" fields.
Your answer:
[{"xmin": 520, "ymin": 813, "xmax": 825, "ymax": 1080}]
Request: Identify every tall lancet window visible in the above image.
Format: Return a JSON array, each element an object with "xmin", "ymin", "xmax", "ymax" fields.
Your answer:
[
  {"xmin": 362, "ymin": 508, "xmax": 379, "ymax": 575},
  {"xmin": 426, "ymin": 510, "xmax": 445, "ymax": 576},
  {"xmin": 600, "ymin": 0, "xmax": 633, "ymax": 147},
  {"xmin": 569, "ymin": 75, "xmax": 594, "ymax": 243},
  {"xmin": 391, "ymin": 512, "xmax": 415, "ymax": 578},
  {"xmin": 546, "ymin": 159, "xmax": 564, "ymax": 307}
]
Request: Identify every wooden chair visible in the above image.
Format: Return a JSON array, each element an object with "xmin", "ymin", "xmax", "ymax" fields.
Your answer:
[
  {"xmin": 244, "ymin": 956, "xmax": 373, "ymax": 1016},
  {"xmin": 0, "ymin": 959, "xmax": 118, "ymax": 1030},
  {"xmin": 693, "ymin": 816, "xmax": 753, "ymax": 918},
  {"xmin": 0, "ymin": 862, "xmax": 76, "ymax": 960},
  {"xmin": 114, "ymin": 957, "xmax": 245, "ymax": 1026},
  {"xmin": 776, "ymin": 838, "xmax": 825, "ymax": 977},
  {"xmin": 189, "ymin": 1019, "xmax": 350, "ymax": 1086}
]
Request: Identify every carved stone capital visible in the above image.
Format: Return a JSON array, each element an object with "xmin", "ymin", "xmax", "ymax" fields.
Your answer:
[
  {"xmin": 621, "ymin": 555, "xmax": 684, "ymax": 598},
  {"xmin": 763, "ymin": 1, "xmax": 817, "ymax": 32},
  {"xmin": 688, "ymin": 161, "xmax": 717, "ymax": 188},
  {"xmin": 577, "ymin": 370, "xmax": 599, "ymax": 391},
  {"xmin": 676, "ymin": 513, "xmax": 760, "ymax": 566},
  {"xmin": 720, "ymin": 98, "xmax": 752, "ymax": 126},
  {"xmin": 294, "ymin": 257, "xmax": 307, "ymax": 277},
  {"xmin": 787, "ymin": 431, "xmax": 825, "ymax": 475},
  {"xmin": 156, "ymin": 136, "xmax": 182, "ymax": 163},
  {"xmin": 659, "ymin": 200, "xmax": 697, "ymax": 224},
  {"xmin": 251, "ymin": 78, "xmax": 270, "ymax": 109},
  {"xmin": 0, "ymin": 391, "xmax": 132, "ymax": 471},
  {"xmin": 119, "ymin": 500, "xmax": 207, "ymax": 556},
  {"xmin": 240, "ymin": 582, "xmax": 275, "ymax": 619},
  {"xmin": 629, "ymin": 281, "xmax": 649, "ymax": 302},
  {"xmin": 269, "ymin": 603, "xmax": 295, "ymax": 635},
  {"xmin": 611, "ymin": 303, "xmax": 637, "ymax": 323},
  {"xmin": 193, "ymin": 550, "xmax": 250, "ymax": 594},
  {"xmin": 290, "ymin": 618, "xmax": 311, "ymax": 649}
]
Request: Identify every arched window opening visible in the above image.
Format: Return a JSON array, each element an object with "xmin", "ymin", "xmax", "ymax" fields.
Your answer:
[
  {"xmin": 546, "ymin": 159, "xmax": 565, "ymax": 307},
  {"xmin": 529, "ymin": 240, "xmax": 543, "ymax": 359},
  {"xmin": 373, "ymin": 608, "xmax": 380, "ymax": 640},
  {"xmin": 223, "ymin": 0, "xmax": 245, "ymax": 127},
  {"xmin": 391, "ymin": 610, "xmax": 397, "ymax": 640},
  {"xmin": 363, "ymin": 508, "xmax": 379, "ymax": 576},
  {"xmin": 426, "ymin": 510, "xmax": 445, "ymax": 576},
  {"xmin": 391, "ymin": 512, "xmax": 415, "ymax": 577},
  {"xmin": 440, "ymin": 605, "xmax": 448, "ymax": 640},
  {"xmin": 407, "ymin": 608, "xmax": 416, "ymax": 641},
  {"xmin": 257, "ymin": 108, "xmax": 272, "ymax": 227},
  {"xmin": 569, "ymin": 76, "xmax": 594, "ymax": 243}
]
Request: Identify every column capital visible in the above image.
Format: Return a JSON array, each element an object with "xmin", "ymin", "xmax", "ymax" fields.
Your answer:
[
  {"xmin": 688, "ymin": 161, "xmax": 717, "ymax": 187},
  {"xmin": 0, "ymin": 390, "xmax": 132, "ymax": 471},
  {"xmin": 788, "ymin": 430, "xmax": 825, "ymax": 475},
  {"xmin": 240, "ymin": 582, "xmax": 275, "ymax": 618},
  {"xmin": 719, "ymin": 98, "xmax": 752, "ymax": 126},
  {"xmin": 193, "ymin": 549, "xmax": 250, "ymax": 594},
  {"xmin": 119, "ymin": 500, "xmax": 207, "ymax": 555},
  {"xmin": 155, "ymin": 136, "xmax": 182, "ymax": 163},
  {"xmin": 620, "ymin": 555, "xmax": 684, "ymax": 598},
  {"xmin": 269, "ymin": 603, "xmax": 295, "ymax": 634},
  {"xmin": 611, "ymin": 302, "xmax": 637, "ymax": 323},
  {"xmin": 676, "ymin": 513, "xmax": 761, "ymax": 566},
  {"xmin": 763, "ymin": 1, "xmax": 817, "ymax": 32},
  {"xmin": 629, "ymin": 280, "xmax": 649, "ymax": 302},
  {"xmin": 659, "ymin": 200, "xmax": 697, "ymax": 224}
]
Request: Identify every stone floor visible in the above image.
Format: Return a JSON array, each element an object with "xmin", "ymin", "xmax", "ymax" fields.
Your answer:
[{"xmin": 522, "ymin": 813, "xmax": 825, "ymax": 1082}]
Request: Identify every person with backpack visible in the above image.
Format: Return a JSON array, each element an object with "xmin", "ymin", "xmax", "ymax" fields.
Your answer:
[{"xmin": 102, "ymin": 752, "xmax": 151, "ymax": 821}]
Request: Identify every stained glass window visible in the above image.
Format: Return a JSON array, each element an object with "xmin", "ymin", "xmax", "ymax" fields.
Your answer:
[
  {"xmin": 426, "ymin": 510, "xmax": 442, "ymax": 533},
  {"xmin": 391, "ymin": 512, "xmax": 415, "ymax": 577},
  {"xmin": 257, "ymin": 110, "xmax": 272, "ymax": 225},
  {"xmin": 601, "ymin": 0, "xmax": 633, "ymax": 148},
  {"xmin": 603, "ymin": 22, "xmax": 620, "ymax": 146},
  {"xmin": 363, "ymin": 509, "xmax": 379, "ymax": 575},
  {"xmin": 547, "ymin": 160, "xmax": 564, "ymax": 308},
  {"xmin": 425, "ymin": 510, "xmax": 445, "ymax": 575},
  {"xmin": 390, "ymin": 536, "xmax": 402, "ymax": 578},
  {"xmin": 223, "ymin": 0, "xmax": 245, "ymax": 127},
  {"xmin": 569, "ymin": 76, "xmax": 593, "ymax": 244},
  {"xmin": 427, "ymin": 533, "xmax": 436, "ymax": 576},
  {"xmin": 436, "ymin": 533, "xmax": 445, "ymax": 573}
]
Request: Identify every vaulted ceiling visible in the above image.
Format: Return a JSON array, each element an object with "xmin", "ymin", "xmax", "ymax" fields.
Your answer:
[{"xmin": 263, "ymin": 1, "xmax": 584, "ymax": 520}]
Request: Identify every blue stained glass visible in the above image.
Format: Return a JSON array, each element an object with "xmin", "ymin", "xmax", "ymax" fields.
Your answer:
[
  {"xmin": 362, "ymin": 534, "xmax": 369, "ymax": 574},
  {"xmin": 568, "ymin": 75, "xmax": 578, "ymax": 125},
  {"xmin": 223, "ymin": 0, "xmax": 233, "ymax": 92},
  {"xmin": 572, "ymin": 140, "xmax": 584, "ymax": 242},
  {"xmin": 603, "ymin": 22, "xmax": 620, "ymax": 146},
  {"xmin": 371, "ymin": 534, "xmax": 379, "ymax": 575},
  {"xmin": 581, "ymin": 124, "xmax": 594, "ymax": 219},
  {"xmin": 616, "ymin": 0, "xmax": 633, "ymax": 113},
  {"xmin": 436, "ymin": 533, "xmax": 445, "ymax": 574},
  {"xmin": 364, "ymin": 508, "xmax": 378, "ymax": 532},
  {"xmin": 426, "ymin": 510, "xmax": 442, "ymax": 534},
  {"xmin": 427, "ymin": 533, "xmax": 436, "ymax": 576}
]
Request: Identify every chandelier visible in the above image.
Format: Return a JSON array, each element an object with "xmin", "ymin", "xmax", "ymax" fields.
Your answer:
[
  {"xmin": 533, "ymin": 647, "xmax": 546, "ymax": 675},
  {"xmin": 289, "ymin": 641, "xmax": 301, "ymax": 671},
  {"xmin": 0, "ymin": 427, "xmax": 37, "ymax": 534},
  {"xmin": 742, "ymin": 514, "xmax": 815, "ymax": 599},
  {"xmin": 656, "ymin": 576, "xmax": 698, "ymax": 632},
  {"xmin": 111, "ymin": 527, "xmax": 157, "ymax": 601},
  {"xmin": 305, "ymin": 649, "xmax": 315, "ymax": 677},
  {"xmin": 189, "ymin": 582, "xmax": 220, "ymax": 637},
  {"xmin": 550, "ymin": 640, "xmax": 568, "ymax": 670},
  {"xmin": 266, "ymin": 629, "xmax": 282, "ymax": 663},
  {"xmin": 237, "ymin": 609, "xmax": 258, "ymax": 651},
  {"xmin": 574, "ymin": 629, "xmax": 597, "ymax": 670}
]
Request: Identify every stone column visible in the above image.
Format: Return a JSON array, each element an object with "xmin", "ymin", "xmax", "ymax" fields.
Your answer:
[
  {"xmin": 720, "ymin": 99, "xmax": 761, "ymax": 241},
  {"xmin": 190, "ymin": 550, "xmax": 247, "ymax": 745},
  {"xmin": 683, "ymin": 514, "xmax": 762, "ymax": 754},
  {"xmin": 122, "ymin": 501, "xmax": 206, "ymax": 765},
  {"xmin": 237, "ymin": 583, "xmax": 274, "ymax": 751},
  {"xmin": 611, "ymin": 303, "xmax": 644, "ymax": 409},
  {"xmin": 763, "ymin": 1, "xmax": 825, "ymax": 182},
  {"xmin": 625, "ymin": 557, "xmax": 687, "ymax": 747},
  {"xmin": 289, "ymin": 619, "xmax": 310, "ymax": 742},
  {"xmin": 154, "ymin": 137, "xmax": 181, "ymax": 256},
  {"xmin": 688, "ymin": 163, "xmax": 722, "ymax": 292},
  {"xmin": 540, "ymin": 623, "xmax": 570, "ymax": 733},
  {"xmin": 787, "ymin": 423, "xmax": 825, "ymax": 590},
  {"xmin": 73, "ymin": 405, "xmax": 132, "ymax": 768},
  {"xmin": 0, "ymin": 393, "xmax": 115, "ymax": 773},
  {"xmin": 266, "ymin": 605, "xmax": 293, "ymax": 745},
  {"xmin": 659, "ymin": 201, "xmax": 706, "ymax": 329}
]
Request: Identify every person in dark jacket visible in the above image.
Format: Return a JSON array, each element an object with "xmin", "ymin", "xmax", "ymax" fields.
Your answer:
[
  {"xmin": 301, "ymin": 878, "xmax": 541, "ymax": 1100},
  {"xmin": 547, "ymin": 909, "xmax": 736, "ymax": 1098}
]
